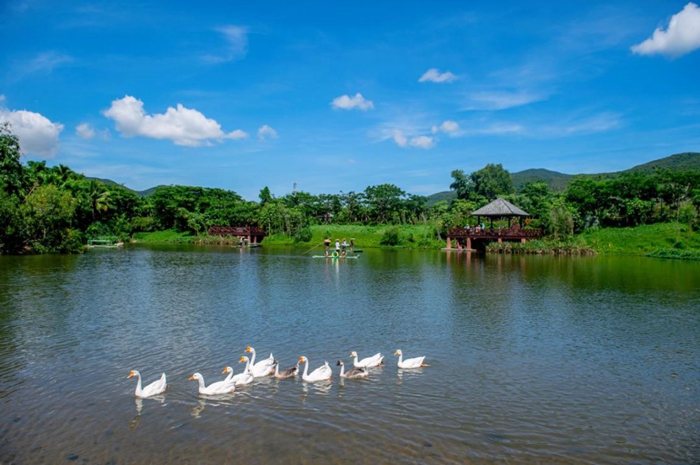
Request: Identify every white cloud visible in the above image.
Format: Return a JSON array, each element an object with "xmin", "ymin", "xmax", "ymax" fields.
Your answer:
[
  {"xmin": 331, "ymin": 93, "xmax": 374, "ymax": 111},
  {"xmin": 466, "ymin": 91, "xmax": 545, "ymax": 110},
  {"xmin": 14, "ymin": 51, "xmax": 73, "ymax": 79},
  {"xmin": 631, "ymin": 3, "xmax": 700, "ymax": 57},
  {"xmin": 103, "ymin": 95, "xmax": 247, "ymax": 146},
  {"xmin": 418, "ymin": 68, "xmax": 457, "ymax": 83},
  {"xmin": 226, "ymin": 129, "xmax": 249, "ymax": 140},
  {"xmin": 257, "ymin": 124, "xmax": 278, "ymax": 140},
  {"xmin": 383, "ymin": 129, "xmax": 435, "ymax": 149},
  {"xmin": 203, "ymin": 25, "xmax": 249, "ymax": 63},
  {"xmin": 541, "ymin": 113, "xmax": 621, "ymax": 136},
  {"xmin": 432, "ymin": 120, "xmax": 461, "ymax": 136},
  {"xmin": 409, "ymin": 135, "xmax": 435, "ymax": 149},
  {"xmin": 473, "ymin": 123, "xmax": 524, "ymax": 135},
  {"xmin": 0, "ymin": 107, "xmax": 64, "ymax": 157},
  {"xmin": 75, "ymin": 122, "xmax": 95, "ymax": 139}
]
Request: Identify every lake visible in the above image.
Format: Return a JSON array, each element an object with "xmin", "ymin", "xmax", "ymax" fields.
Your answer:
[{"xmin": 1, "ymin": 245, "xmax": 699, "ymax": 464}]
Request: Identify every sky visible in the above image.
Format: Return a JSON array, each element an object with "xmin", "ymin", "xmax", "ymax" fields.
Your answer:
[{"xmin": 1, "ymin": 1, "xmax": 699, "ymax": 200}]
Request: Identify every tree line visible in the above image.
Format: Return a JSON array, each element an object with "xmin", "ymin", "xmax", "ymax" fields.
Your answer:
[{"xmin": 1, "ymin": 123, "xmax": 699, "ymax": 254}]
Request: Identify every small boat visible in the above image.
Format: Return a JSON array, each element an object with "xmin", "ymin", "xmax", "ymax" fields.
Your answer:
[
  {"xmin": 86, "ymin": 239, "xmax": 124, "ymax": 249},
  {"xmin": 312, "ymin": 253, "xmax": 359, "ymax": 259}
]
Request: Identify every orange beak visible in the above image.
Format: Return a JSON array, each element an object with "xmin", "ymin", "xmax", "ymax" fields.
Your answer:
[
  {"xmin": 127, "ymin": 371, "xmax": 135, "ymax": 379},
  {"xmin": 189, "ymin": 375, "xmax": 195, "ymax": 381},
  {"xmin": 239, "ymin": 356, "xmax": 246, "ymax": 362},
  {"xmin": 245, "ymin": 346, "xmax": 252, "ymax": 352}
]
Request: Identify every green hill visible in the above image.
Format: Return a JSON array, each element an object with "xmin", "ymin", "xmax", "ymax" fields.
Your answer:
[
  {"xmin": 429, "ymin": 152, "xmax": 700, "ymax": 201},
  {"xmin": 511, "ymin": 168, "xmax": 572, "ymax": 192},
  {"xmin": 625, "ymin": 152, "xmax": 700, "ymax": 173}
]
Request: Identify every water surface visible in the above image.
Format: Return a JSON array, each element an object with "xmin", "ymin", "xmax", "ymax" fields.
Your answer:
[{"xmin": 1, "ymin": 246, "xmax": 699, "ymax": 464}]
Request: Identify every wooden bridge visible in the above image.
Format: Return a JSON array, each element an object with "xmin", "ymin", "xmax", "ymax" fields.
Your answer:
[
  {"xmin": 207, "ymin": 226, "xmax": 266, "ymax": 245},
  {"xmin": 446, "ymin": 226, "xmax": 542, "ymax": 251}
]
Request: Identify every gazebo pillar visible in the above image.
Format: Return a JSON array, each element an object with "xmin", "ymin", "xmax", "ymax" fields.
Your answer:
[
  {"xmin": 446, "ymin": 236, "xmax": 452, "ymax": 249},
  {"xmin": 466, "ymin": 237, "xmax": 472, "ymax": 250}
]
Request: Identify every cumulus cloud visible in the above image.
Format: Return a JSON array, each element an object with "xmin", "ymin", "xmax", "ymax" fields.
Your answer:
[
  {"xmin": 631, "ymin": 2, "xmax": 700, "ymax": 57},
  {"xmin": 331, "ymin": 93, "xmax": 374, "ymax": 111},
  {"xmin": 418, "ymin": 68, "xmax": 457, "ymax": 83},
  {"xmin": 203, "ymin": 25, "xmax": 249, "ymax": 63},
  {"xmin": 102, "ymin": 95, "xmax": 247, "ymax": 146},
  {"xmin": 409, "ymin": 135, "xmax": 435, "ymax": 149},
  {"xmin": 431, "ymin": 120, "xmax": 461, "ymax": 136},
  {"xmin": 75, "ymin": 122, "xmax": 95, "ymax": 139},
  {"xmin": 0, "ymin": 106, "xmax": 64, "ymax": 157},
  {"xmin": 257, "ymin": 124, "xmax": 278, "ymax": 140},
  {"xmin": 384, "ymin": 129, "xmax": 434, "ymax": 149}
]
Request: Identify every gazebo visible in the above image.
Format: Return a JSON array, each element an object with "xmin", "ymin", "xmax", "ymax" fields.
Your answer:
[
  {"xmin": 445, "ymin": 198, "xmax": 541, "ymax": 250},
  {"xmin": 472, "ymin": 197, "xmax": 530, "ymax": 230}
]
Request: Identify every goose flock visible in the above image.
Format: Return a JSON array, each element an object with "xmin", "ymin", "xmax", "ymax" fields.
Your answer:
[{"xmin": 127, "ymin": 346, "xmax": 428, "ymax": 398}]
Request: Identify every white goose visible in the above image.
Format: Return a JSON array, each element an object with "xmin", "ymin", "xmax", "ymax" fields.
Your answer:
[
  {"xmin": 394, "ymin": 349, "xmax": 427, "ymax": 368},
  {"xmin": 350, "ymin": 351, "xmax": 384, "ymax": 368},
  {"xmin": 245, "ymin": 345, "xmax": 275, "ymax": 377},
  {"xmin": 223, "ymin": 361, "xmax": 254, "ymax": 386},
  {"xmin": 337, "ymin": 360, "xmax": 369, "ymax": 379},
  {"xmin": 127, "ymin": 370, "xmax": 167, "ymax": 398},
  {"xmin": 298, "ymin": 356, "xmax": 332, "ymax": 382},
  {"xmin": 189, "ymin": 372, "xmax": 236, "ymax": 395}
]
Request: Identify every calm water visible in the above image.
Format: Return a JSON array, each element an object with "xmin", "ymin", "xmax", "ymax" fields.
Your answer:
[{"xmin": 1, "ymin": 245, "xmax": 699, "ymax": 464}]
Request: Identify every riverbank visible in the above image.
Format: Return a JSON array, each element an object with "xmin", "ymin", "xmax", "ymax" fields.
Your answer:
[{"xmin": 131, "ymin": 222, "xmax": 700, "ymax": 259}]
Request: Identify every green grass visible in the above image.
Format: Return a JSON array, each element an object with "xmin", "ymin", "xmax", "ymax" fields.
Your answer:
[
  {"xmin": 579, "ymin": 222, "xmax": 700, "ymax": 256},
  {"xmin": 132, "ymin": 229, "xmax": 194, "ymax": 243},
  {"xmin": 264, "ymin": 224, "xmax": 444, "ymax": 249},
  {"xmin": 131, "ymin": 222, "xmax": 700, "ymax": 260}
]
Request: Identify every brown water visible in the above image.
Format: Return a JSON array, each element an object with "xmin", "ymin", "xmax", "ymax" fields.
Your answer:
[{"xmin": 1, "ymin": 246, "xmax": 699, "ymax": 464}]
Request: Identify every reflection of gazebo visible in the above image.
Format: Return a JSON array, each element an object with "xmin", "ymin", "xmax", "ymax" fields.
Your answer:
[
  {"xmin": 472, "ymin": 198, "xmax": 529, "ymax": 229},
  {"xmin": 445, "ymin": 198, "xmax": 542, "ymax": 251}
]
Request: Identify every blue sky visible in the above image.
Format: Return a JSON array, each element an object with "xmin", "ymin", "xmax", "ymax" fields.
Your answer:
[{"xmin": 1, "ymin": 1, "xmax": 699, "ymax": 200}]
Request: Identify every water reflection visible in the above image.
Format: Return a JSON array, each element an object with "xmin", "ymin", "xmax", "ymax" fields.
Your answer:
[
  {"xmin": 1, "ymin": 247, "xmax": 699, "ymax": 464},
  {"xmin": 130, "ymin": 395, "xmax": 166, "ymax": 429}
]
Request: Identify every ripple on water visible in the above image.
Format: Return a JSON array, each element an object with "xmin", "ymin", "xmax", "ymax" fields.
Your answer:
[{"xmin": 1, "ymin": 248, "xmax": 700, "ymax": 464}]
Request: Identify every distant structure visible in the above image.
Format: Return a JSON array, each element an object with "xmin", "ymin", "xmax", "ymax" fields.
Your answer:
[
  {"xmin": 445, "ymin": 198, "xmax": 542, "ymax": 251},
  {"xmin": 293, "ymin": 182, "xmax": 297, "ymax": 193},
  {"xmin": 207, "ymin": 226, "xmax": 266, "ymax": 245}
]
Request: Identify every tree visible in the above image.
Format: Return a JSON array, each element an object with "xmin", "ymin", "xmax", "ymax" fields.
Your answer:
[
  {"xmin": 449, "ymin": 169, "xmax": 473, "ymax": 200},
  {"xmin": 470, "ymin": 163, "xmax": 513, "ymax": 200},
  {"xmin": 21, "ymin": 184, "xmax": 78, "ymax": 252},
  {"xmin": 0, "ymin": 122, "xmax": 24, "ymax": 197},
  {"xmin": 259, "ymin": 186, "xmax": 272, "ymax": 205}
]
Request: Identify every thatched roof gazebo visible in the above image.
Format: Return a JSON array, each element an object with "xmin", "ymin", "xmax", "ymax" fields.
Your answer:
[
  {"xmin": 445, "ymin": 198, "xmax": 541, "ymax": 250},
  {"xmin": 472, "ymin": 197, "xmax": 530, "ymax": 229}
]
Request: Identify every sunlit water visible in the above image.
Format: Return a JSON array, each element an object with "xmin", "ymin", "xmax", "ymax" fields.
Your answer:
[{"xmin": 1, "ymin": 246, "xmax": 699, "ymax": 464}]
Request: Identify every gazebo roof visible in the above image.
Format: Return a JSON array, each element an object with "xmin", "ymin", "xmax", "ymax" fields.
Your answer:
[{"xmin": 471, "ymin": 198, "xmax": 530, "ymax": 217}]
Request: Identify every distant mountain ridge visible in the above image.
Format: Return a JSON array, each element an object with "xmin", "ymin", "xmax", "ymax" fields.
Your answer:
[
  {"xmin": 427, "ymin": 152, "xmax": 700, "ymax": 205},
  {"xmin": 91, "ymin": 151, "xmax": 700, "ymax": 202}
]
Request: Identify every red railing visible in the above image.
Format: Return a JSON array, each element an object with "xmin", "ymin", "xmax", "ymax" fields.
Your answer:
[
  {"xmin": 208, "ymin": 226, "xmax": 266, "ymax": 238},
  {"xmin": 448, "ymin": 227, "xmax": 542, "ymax": 239}
]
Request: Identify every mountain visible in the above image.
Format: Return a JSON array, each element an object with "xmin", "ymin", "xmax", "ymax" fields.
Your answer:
[
  {"xmin": 625, "ymin": 152, "xmax": 700, "ymax": 173},
  {"xmin": 511, "ymin": 168, "xmax": 572, "ymax": 192},
  {"xmin": 427, "ymin": 152, "xmax": 700, "ymax": 204},
  {"xmin": 86, "ymin": 177, "xmax": 162, "ymax": 197}
]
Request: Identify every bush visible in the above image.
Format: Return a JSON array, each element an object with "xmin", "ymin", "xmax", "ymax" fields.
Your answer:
[
  {"xmin": 293, "ymin": 226, "xmax": 313, "ymax": 243},
  {"xmin": 380, "ymin": 227, "xmax": 400, "ymax": 246}
]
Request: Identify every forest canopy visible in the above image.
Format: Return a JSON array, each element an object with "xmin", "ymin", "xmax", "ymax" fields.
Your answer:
[{"xmin": 1, "ymin": 123, "xmax": 699, "ymax": 254}]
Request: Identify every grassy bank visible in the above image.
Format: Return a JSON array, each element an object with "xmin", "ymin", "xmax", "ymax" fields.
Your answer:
[
  {"xmin": 131, "ymin": 222, "xmax": 700, "ymax": 259},
  {"xmin": 264, "ymin": 224, "xmax": 444, "ymax": 249},
  {"xmin": 580, "ymin": 222, "xmax": 700, "ymax": 258}
]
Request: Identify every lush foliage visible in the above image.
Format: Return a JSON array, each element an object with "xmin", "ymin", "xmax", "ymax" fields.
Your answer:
[{"xmin": 2, "ymin": 124, "xmax": 699, "ymax": 257}]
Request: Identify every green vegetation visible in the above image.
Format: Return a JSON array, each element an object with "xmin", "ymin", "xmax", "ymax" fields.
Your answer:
[{"xmin": 1, "ymin": 124, "xmax": 699, "ymax": 259}]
